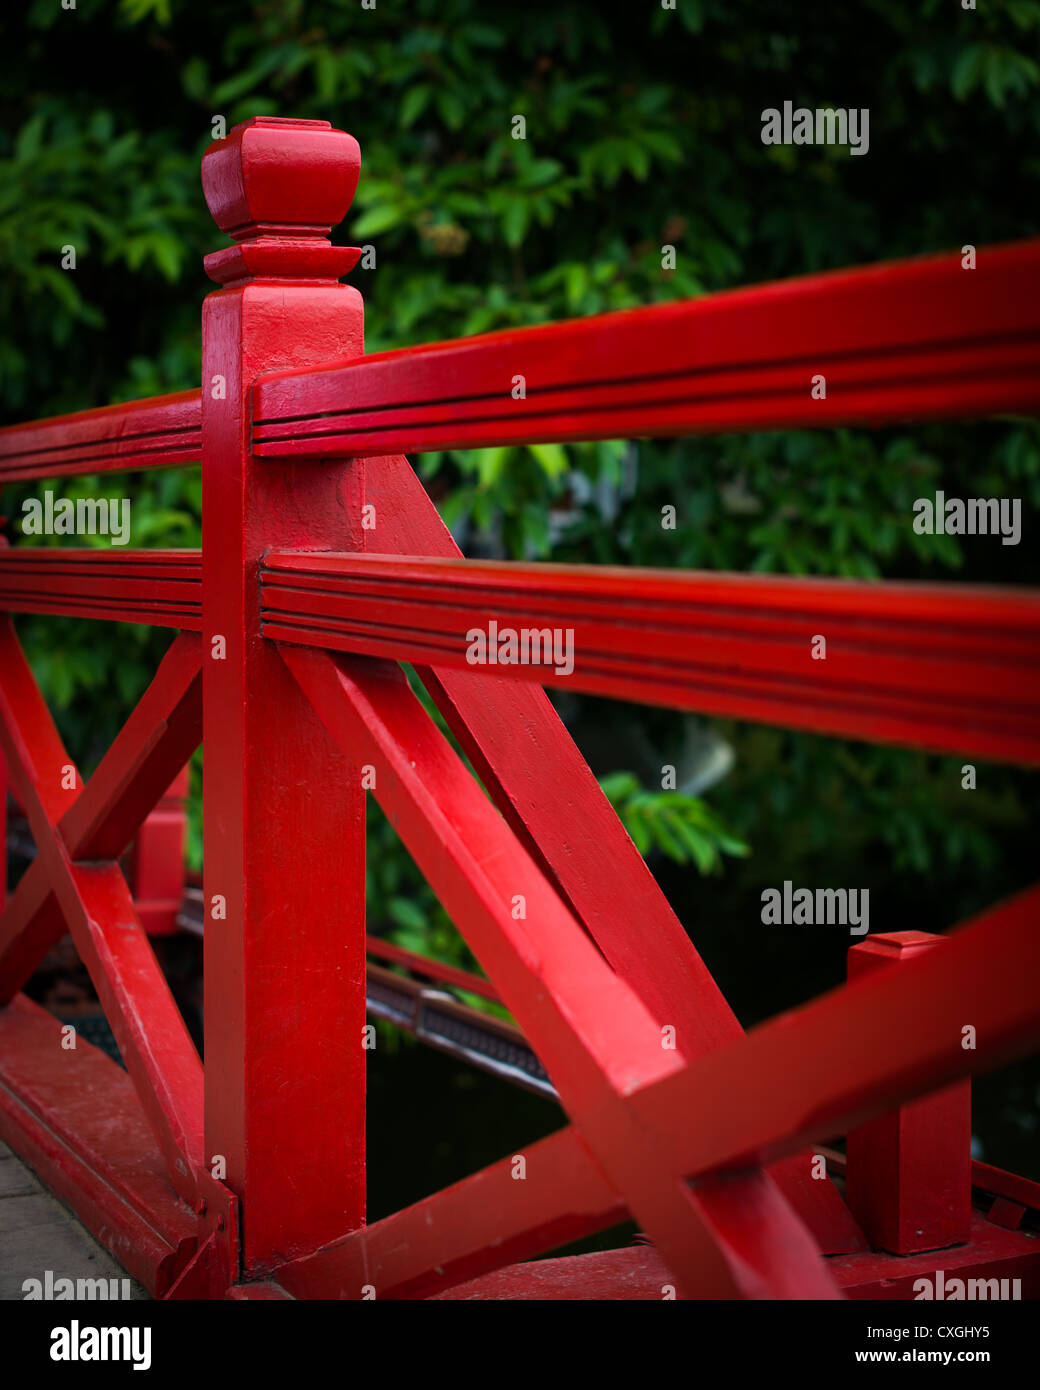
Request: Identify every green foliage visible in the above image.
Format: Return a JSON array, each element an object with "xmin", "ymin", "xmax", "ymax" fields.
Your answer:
[
  {"xmin": 598, "ymin": 773, "xmax": 749, "ymax": 873},
  {"xmin": 1, "ymin": 0, "xmax": 1037, "ymax": 977}
]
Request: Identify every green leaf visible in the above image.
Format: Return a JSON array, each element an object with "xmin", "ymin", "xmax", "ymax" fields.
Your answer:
[
  {"xmin": 528, "ymin": 442, "xmax": 568, "ymax": 479},
  {"xmin": 436, "ymin": 88, "xmax": 466, "ymax": 130},
  {"xmin": 501, "ymin": 198, "xmax": 529, "ymax": 248},
  {"xmin": 401, "ymin": 85, "xmax": 432, "ymax": 129},
  {"xmin": 352, "ymin": 204, "xmax": 405, "ymax": 238},
  {"xmin": 388, "ymin": 897, "xmax": 428, "ymax": 932},
  {"xmin": 15, "ymin": 114, "xmax": 46, "ymax": 163},
  {"xmin": 599, "ymin": 771, "xmax": 640, "ymax": 802}
]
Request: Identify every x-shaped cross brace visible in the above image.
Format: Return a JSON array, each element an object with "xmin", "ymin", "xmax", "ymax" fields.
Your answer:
[{"xmin": 0, "ymin": 619, "xmax": 204, "ymax": 1204}]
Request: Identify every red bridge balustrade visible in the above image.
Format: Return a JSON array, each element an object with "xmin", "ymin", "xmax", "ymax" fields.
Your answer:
[{"xmin": 0, "ymin": 115, "xmax": 1038, "ymax": 1301}]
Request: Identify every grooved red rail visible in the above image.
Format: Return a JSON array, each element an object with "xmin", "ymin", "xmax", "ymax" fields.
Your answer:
[
  {"xmin": 0, "ymin": 390, "xmax": 201, "ymax": 484},
  {"xmin": 261, "ymin": 551, "xmax": 1040, "ymax": 762},
  {"xmin": 0, "ymin": 550, "xmax": 202, "ymax": 628},
  {"xmin": 253, "ymin": 239, "xmax": 1040, "ymax": 458}
]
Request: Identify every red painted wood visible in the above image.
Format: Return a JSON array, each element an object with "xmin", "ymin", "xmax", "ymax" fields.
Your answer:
[
  {"xmin": 0, "ymin": 390, "xmax": 201, "ymax": 483},
  {"xmin": 0, "ymin": 620, "xmax": 204, "ymax": 1200},
  {"xmin": 365, "ymin": 936, "xmax": 501, "ymax": 1003},
  {"xmin": 201, "ymin": 116, "xmax": 361, "ymax": 288},
  {"xmin": 253, "ymin": 239, "xmax": 1040, "ymax": 457},
  {"xmin": 130, "ymin": 766, "xmax": 190, "ymax": 937},
  {"xmin": 1, "ymin": 109, "xmax": 1038, "ymax": 1301},
  {"xmin": 200, "ymin": 116, "xmax": 369, "ymax": 1274},
  {"xmin": 845, "ymin": 934, "xmax": 972, "ymax": 1254},
  {"xmin": 283, "ymin": 645, "xmax": 841, "ymax": 1299},
  {"xmin": 972, "ymin": 1161, "xmax": 1040, "ymax": 1213},
  {"xmin": 630, "ymin": 885, "xmax": 1040, "ymax": 1185},
  {"xmin": 0, "ymin": 550, "xmax": 202, "ymax": 629},
  {"xmin": 822, "ymin": 1145, "xmax": 1040, "ymax": 1218},
  {"xmin": 335, "ymin": 883, "xmax": 1033, "ymax": 1299},
  {"xmin": 431, "ymin": 1245, "xmax": 674, "ymax": 1301},
  {"xmin": 0, "ymin": 994, "xmax": 198, "ymax": 1296},
  {"xmin": 831, "ymin": 1213, "xmax": 1040, "ymax": 1300},
  {"xmin": 283, "ymin": 651, "xmax": 681, "ymax": 1098},
  {"xmin": 354, "ymin": 454, "xmax": 865, "ymax": 1257},
  {"xmin": 0, "ymin": 869, "xmax": 65, "ymax": 1016},
  {"xmin": 986, "ymin": 1196, "xmax": 1027, "ymax": 1230},
  {"xmin": 275, "ymin": 1126, "xmax": 626, "ymax": 1301},
  {"xmin": 262, "ymin": 551, "xmax": 1040, "ymax": 763},
  {"xmin": 425, "ymin": 1214, "xmax": 1040, "ymax": 1300},
  {"xmin": 0, "ymin": 632, "xmax": 202, "ymax": 999},
  {"xmin": 48, "ymin": 859, "xmax": 203, "ymax": 1200}
]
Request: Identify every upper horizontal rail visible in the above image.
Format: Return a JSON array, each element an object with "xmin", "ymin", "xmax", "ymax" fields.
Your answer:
[
  {"xmin": 0, "ymin": 390, "xmax": 202, "ymax": 485},
  {"xmin": 0, "ymin": 549, "xmax": 202, "ymax": 628},
  {"xmin": 253, "ymin": 239, "xmax": 1040, "ymax": 458},
  {"xmin": 261, "ymin": 551, "xmax": 1040, "ymax": 763}
]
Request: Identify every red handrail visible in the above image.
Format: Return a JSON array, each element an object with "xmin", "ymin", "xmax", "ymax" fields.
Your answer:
[
  {"xmin": 0, "ymin": 389, "xmax": 201, "ymax": 484},
  {"xmin": 253, "ymin": 238, "xmax": 1040, "ymax": 457}
]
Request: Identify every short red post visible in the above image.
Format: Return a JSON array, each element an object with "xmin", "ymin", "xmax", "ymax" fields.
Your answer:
[
  {"xmin": 129, "ymin": 765, "xmax": 189, "ymax": 935},
  {"xmin": 845, "ymin": 931, "xmax": 972, "ymax": 1253}
]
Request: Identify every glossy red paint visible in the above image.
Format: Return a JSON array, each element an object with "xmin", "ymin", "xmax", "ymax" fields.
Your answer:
[
  {"xmin": 261, "ymin": 551, "xmax": 1040, "ymax": 763},
  {"xmin": 252, "ymin": 238, "xmax": 1040, "ymax": 458},
  {"xmin": 129, "ymin": 767, "xmax": 190, "ymax": 937},
  {"xmin": 0, "ymin": 549, "xmax": 202, "ymax": 628},
  {"xmin": 845, "ymin": 935, "xmax": 972, "ymax": 1254},
  {"xmin": 0, "ymin": 390, "xmax": 201, "ymax": 484},
  {"xmin": 200, "ymin": 116, "xmax": 368, "ymax": 1275},
  {"xmin": 0, "ymin": 622, "xmax": 204, "ymax": 1202},
  {"xmin": 0, "ymin": 114, "xmax": 1036, "ymax": 1300}
]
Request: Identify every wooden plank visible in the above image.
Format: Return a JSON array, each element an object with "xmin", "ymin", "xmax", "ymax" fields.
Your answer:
[
  {"xmin": 0, "ymin": 620, "xmax": 204, "ymax": 1201},
  {"xmin": 0, "ymin": 391, "xmax": 201, "ymax": 483},
  {"xmin": 0, "ymin": 551, "xmax": 202, "ymax": 629},
  {"xmin": 629, "ymin": 885, "xmax": 1040, "ymax": 1184},
  {"xmin": 261, "ymin": 551, "xmax": 1040, "ymax": 764},
  {"xmin": 253, "ymin": 239, "xmax": 1040, "ymax": 456},
  {"xmin": 355, "ymin": 453, "xmax": 866, "ymax": 1256},
  {"xmin": 283, "ymin": 645, "xmax": 841, "ymax": 1299}
]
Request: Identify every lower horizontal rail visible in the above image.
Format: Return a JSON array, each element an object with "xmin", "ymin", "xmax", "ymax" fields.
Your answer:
[
  {"xmin": 422, "ymin": 1217, "xmax": 1040, "ymax": 1300},
  {"xmin": 0, "ymin": 550, "xmax": 202, "ymax": 629},
  {"xmin": 262, "ymin": 552, "xmax": 1040, "ymax": 763}
]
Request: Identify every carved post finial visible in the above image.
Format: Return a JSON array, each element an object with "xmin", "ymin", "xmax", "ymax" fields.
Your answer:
[{"xmin": 201, "ymin": 116, "xmax": 362, "ymax": 287}]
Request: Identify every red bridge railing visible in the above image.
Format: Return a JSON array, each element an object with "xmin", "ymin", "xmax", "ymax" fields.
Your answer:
[{"xmin": 0, "ymin": 114, "xmax": 1038, "ymax": 1300}]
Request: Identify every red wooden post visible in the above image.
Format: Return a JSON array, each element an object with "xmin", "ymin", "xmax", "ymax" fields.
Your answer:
[
  {"xmin": 844, "ymin": 932, "xmax": 972, "ymax": 1253},
  {"xmin": 130, "ymin": 765, "xmax": 189, "ymax": 935},
  {"xmin": 200, "ymin": 117, "xmax": 368, "ymax": 1274}
]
